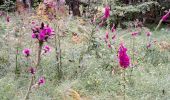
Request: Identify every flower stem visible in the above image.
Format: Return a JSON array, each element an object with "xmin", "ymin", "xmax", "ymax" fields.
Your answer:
[
  {"xmin": 123, "ymin": 69, "xmax": 126, "ymax": 100},
  {"xmin": 36, "ymin": 42, "xmax": 43, "ymax": 69},
  {"xmin": 24, "ymin": 75, "xmax": 34, "ymax": 100}
]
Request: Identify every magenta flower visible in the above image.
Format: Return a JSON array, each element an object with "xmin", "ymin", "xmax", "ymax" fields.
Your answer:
[
  {"xmin": 32, "ymin": 33, "xmax": 37, "ymax": 38},
  {"xmin": 105, "ymin": 31, "xmax": 109, "ymax": 40},
  {"xmin": 146, "ymin": 32, "xmax": 151, "ymax": 37},
  {"xmin": 38, "ymin": 32, "xmax": 46, "ymax": 41},
  {"xmin": 102, "ymin": 5, "xmax": 110, "ymax": 19},
  {"xmin": 147, "ymin": 43, "xmax": 151, "ymax": 49},
  {"xmin": 118, "ymin": 43, "xmax": 130, "ymax": 68},
  {"xmin": 43, "ymin": 45, "xmax": 51, "ymax": 53},
  {"xmin": 131, "ymin": 32, "xmax": 138, "ymax": 37},
  {"xmin": 108, "ymin": 43, "xmax": 111, "ymax": 48},
  {"xmin": 23, "ymin": 49, "xmax": 31, "ymax": 57},
  {"xmin": 111, "ymin": 25, "xmax": 116, "ymax": 32},
  {"xmin": 29, "ymin": 67, "xmax": 36, "ymax": 75},
  {"xmin": 32, "ymin": 23, "xmax": 54, "ymax": 42},
  {"xmin": 38, "ymin": 77, "xmax": 45, "ymax": 86},
  {"xmin": 162, "ymin": 11, "xmax": 170, "ymax": 21}
]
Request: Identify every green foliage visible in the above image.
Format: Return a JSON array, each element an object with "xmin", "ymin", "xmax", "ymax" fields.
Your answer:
[{"xmin": 0, "ymin": 0, "xmax": 15, "ymax": 11}]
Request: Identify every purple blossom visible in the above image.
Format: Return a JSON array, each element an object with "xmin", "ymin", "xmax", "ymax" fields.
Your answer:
[
  {"xmin": 38, "ymin": 77, "xmax": 45, "ymax": 86},
  {"xmin": 23, "ymin": 49, "xmax": 31, "ymax": 57},
  {"xmin": 105, "ymin": 31, "xmax": 109, "ymax": 40},
  {"xmin": 32, "ymin": 33, "xmax": 37, "ymax": 38},
  {"xmin": 147, "ymin": 43, "xmax": 151, "ymax": 49},
  {"xmin": 131, "ymin": 32, "xmax": 138, "ymax": 37},
  {"xmin": 29, "ymin": 67, "xmax": 36, "ymax": 75},
  {"xmin": 111, "ymin": 25, "xmax": 116, "ymax": 32},
  {"xmin": 118, "ymin": 43, "xmax": 130, "ymax": 68},
  {"xmin": 43, "ymin": 45, "xmax": 51, "ymax": 53},
  {"xmin": 146, "ymin": 32, "xmax": 151, "ymax": 37},
  {"xmin": 103, "ymin": 5, "xmax": 110, "ymax": 19},
  {"xmin": 32, "ymin": 23, "xmax": 54, "ymax": 42},
  {"xmin": 38, "ymin": 31, "xmax": 46, "ymax": 41},
  {"xmin": 162, "ymin": 11, "xmax": 170, "ymax": 21}
]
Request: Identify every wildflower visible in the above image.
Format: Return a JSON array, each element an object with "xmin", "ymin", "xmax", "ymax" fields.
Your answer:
[
  {"xmin": 102, "ymin": 5, "xmax": 110, "ymax": 19},
  {"xmin": 29, "ymin": 67, "xmax": 36, "ymax": 75},
  {"xmin": 111, "ymin": 24, "xmax": 116, "ymax": 32},
  {"xmin": 32, "ymin": 33, "xmax": 37, "ymax": 38},
  {"xmin": 32, "ymin": 23, "xmax": 54, "ymax": 42},
  {"xmin": 105, "ymin": 31, "xmax": 109, "ymax": 40},
  {"xmin": 108, "ymin": 43, "xmax": 111, "ymax": 48},
  {"xmin": 162, "ymin": 11, "xmax": 170, "ymax": 21},
  {"xmin": 131, "ymin": 32, "xmax": 138, "ymax": 37},
  {"xmin": 23, "ymin": 49, "xmax": 31, "ymax": 57},
  {"xmin": 118, "ymin": 43, "xmax": 130, "ymax": 68},
  {"xmin": 43, "ymin": 45, "xmax": 51, "ymax": 53},
  {"xmin": 147, "ymin": 43, "xmax": 151, "ymax": 49},
  {"xmin": 146, "ymin": 32, "xmax": 152, "ymax": 37},
  {"xmin": 38, "ymin": 77, "xmax": 45, "ymax": 86}
]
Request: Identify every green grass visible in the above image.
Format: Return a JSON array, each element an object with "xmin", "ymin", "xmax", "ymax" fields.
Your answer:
[{"xmin": 0, "ymin": 13, "xmax": 170, "ymax": 100}]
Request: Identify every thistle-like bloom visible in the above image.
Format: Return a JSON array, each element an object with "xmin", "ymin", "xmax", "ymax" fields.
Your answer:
[
  {"xmin": 162, "ymin": 11, "xmax": 170, "ymax": 21},
  {"xmin": 31, "ymin": 23, "xmax": 54, "ymax": 42},
  {"xmin": 118, "ymin": 44, "xmax": 130, "ymax": 68},
  {"xmin": 146, "ymin": 32, "xmax": 152, "ymax": 37},
  {"xmin": 43, "ymin": 45, "xmax": 51, "ymax": 53},
  {"xmin": 29, "ymin": 67, "xmax": 36, "ymax": 75},
  {"xmin": 38, "ymin": 77, "xmax": 45, "ymax": 86},
  {"xmin": 102, "ymin": 5, "xmax": 110, "ymax": 19},
  {"xmin": 23, "ymin": 49, "xmax": 31, "ymax": 57}
]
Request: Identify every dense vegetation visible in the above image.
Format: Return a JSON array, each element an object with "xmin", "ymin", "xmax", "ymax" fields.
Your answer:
[{"xmin": 0, "ymin": 0, "xmax": 170, "ymax": 100}]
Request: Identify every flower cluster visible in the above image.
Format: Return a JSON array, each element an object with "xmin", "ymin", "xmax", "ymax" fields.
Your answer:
[
  {"xmin": 118, "ymin": 43, "xmax": 130, "ymax": 68},
  {"xmin": 31, "ymin": 23, "xmax": 54, "ymax": 44}
]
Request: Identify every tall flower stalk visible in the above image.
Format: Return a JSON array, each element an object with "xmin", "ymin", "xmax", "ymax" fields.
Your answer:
[
  {"xmin": 24, "ymin": 22, "xmax": 54, "ymax": 100},
  {"xmin": 118, "ymin": 43, "xmax": 130, "ymax": 100},
  {"xmin": 155, "ymin": 9, "xmax": 170, "ymax": 30}
]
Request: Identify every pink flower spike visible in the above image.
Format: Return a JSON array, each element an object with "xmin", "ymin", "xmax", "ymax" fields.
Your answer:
[
  {"xmin": 104, "ymin": 5, "xmax": 110, "ymax": 19},
  {"xmin": 43, "ymin": 45, "xmax": 51, "ymax": 53},
  {"xmin": 23, "ymin": 48, "xmax": 31, "ymax": 57},
  {"xmin": 118, "ymin": 43, "xmax": 130, "ymax": 69},
  {"xmin": 146, "ymin": 32, "xmax": 152, "ymax": 37},
  {"xmin": 38, "ymin": 77, "xmax": 45, "ymax": 86},
  {"xmin": 162, "ymin": 11, "xmax": 170, "ymax": 21}
]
